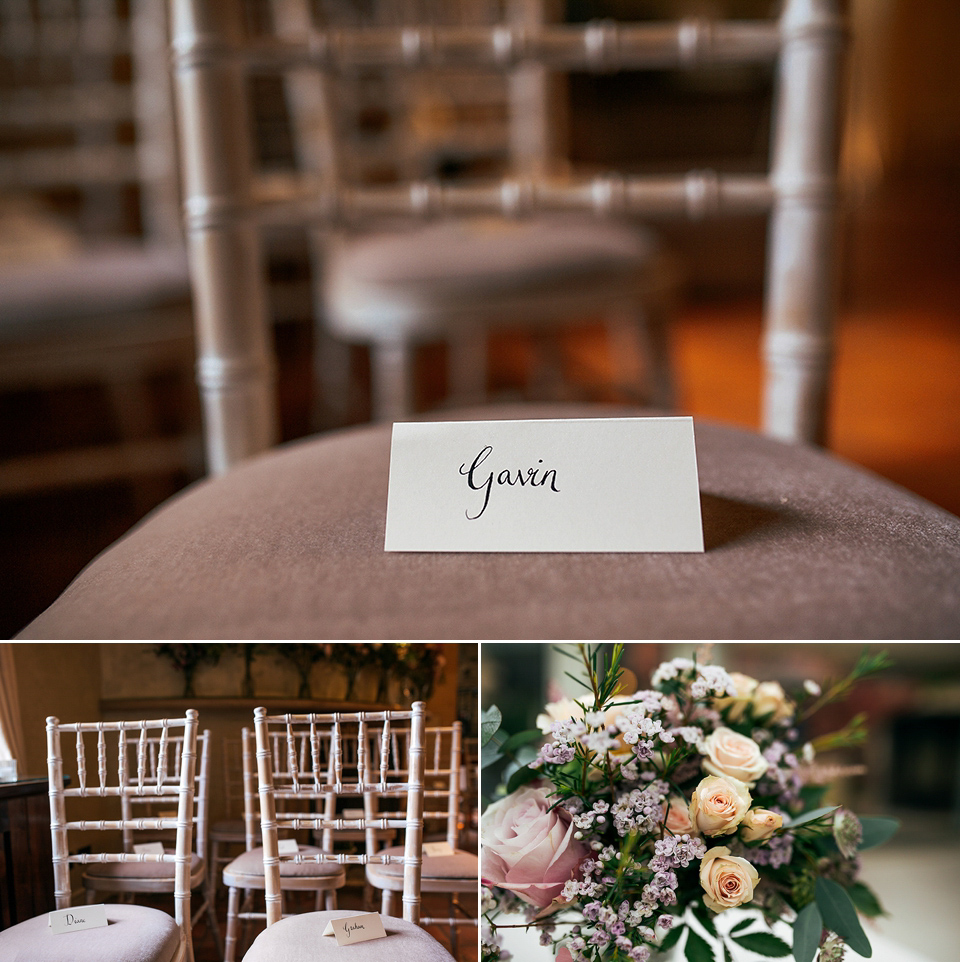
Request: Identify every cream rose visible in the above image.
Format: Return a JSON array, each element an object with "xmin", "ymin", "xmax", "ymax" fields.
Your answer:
[
  {"xmin": 752, "ymin": 681, "xmax": 793, "ymax": 723},
  {"xmin": 700, "ymin": 727, "xmax": 769, "ymax": 787},
  {"xmin": 713, "ymin": 672, "xmax": 758, "ymax": 721},
  {"xmin": 664, "ymin": 795, "xmax": 697, "ymax": 836},
  {"xmin": 740, "ymin": 807, "xmax": 783, "ymax": 842},
  {"xmin": 699, "ymin": 846, "xmax": 760, "ymax": 912},
  {"xmin": 689, "ymin": 775, "xmax": 751, "ymax": 836},
  {"xmin": 480, "ymin": 785, "xmax": 588, "ymax": 908}
]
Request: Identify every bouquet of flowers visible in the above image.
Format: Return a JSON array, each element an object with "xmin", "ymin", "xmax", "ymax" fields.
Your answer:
[{"xmin": 481, "ymin": 645, "xmax": 898, "ymax": 962}]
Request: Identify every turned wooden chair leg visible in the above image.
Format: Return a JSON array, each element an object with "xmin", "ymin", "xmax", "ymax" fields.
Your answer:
[{"xmin": 224, "ymin": 885, "xmax": 241, "ymax": 962}]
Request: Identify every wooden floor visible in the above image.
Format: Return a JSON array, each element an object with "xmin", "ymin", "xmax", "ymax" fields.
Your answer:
[{"xmin": 2, "ymin": 168, "xmax": 958, "ymax": 636}]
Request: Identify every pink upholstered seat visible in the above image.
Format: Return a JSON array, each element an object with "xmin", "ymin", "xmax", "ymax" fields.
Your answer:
[
  {"xmin": 223, "ymin": 845, "xmax": 345, "ymax": 886},
  {"xmin": 365, "ymin": 846, "xmax": 477, "ymax": 881},
  {"xmin": 241, "ymin": 909, "xmax": 456, "ymax": 962},
  {"xmin": 84, "ymin": 851, "xmax": 204, "ymax": 883},
  {"xmin": 18, "ymin": 405, "xmax": 960, "ymax": 639},
  {"xmin": 0, "ymin": 903, "xmax": 181, "ymax": 962}
]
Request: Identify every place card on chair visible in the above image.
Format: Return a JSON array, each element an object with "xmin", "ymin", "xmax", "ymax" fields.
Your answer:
[
  {"xmin": 49, "ymin": 904, "xmax": 108, "ymax": 934},
  {"xmin": 277, "ymin": 839, "xmax": 300, "ymax": 855},
  {"xmin": 322, "ymin": 913, "xmax": 388, "ymax": 946},
  {"xmin": 422, "ymin": 841, "xmax": 456, "ymax": 857},
  {"xmin": 385, "ymin": 417, "xmax": 704, "ymax": 552},
  {"xmin": 133, "ymin": 841, "xmax": 166, "ymax": 856}
]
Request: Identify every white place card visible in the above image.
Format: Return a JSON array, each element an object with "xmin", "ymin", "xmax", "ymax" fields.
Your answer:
[
  {"xmin": 133, "ymin": 841, "xmax": 166, "ymax": 856},
  {"xmin": 49, "ymin": 904, "xmax": 108, "ymax": 935},
  {"xmin": 277, "ymin": 839, "xmax": 300, "ymax": 856},
  {"xmin": 322, "ymin": 913, "xmax": 388, "ymax": 946},
  {"xmin": 385, "ymin": 417, "xmax": 703, "ymax": 552},
  {"xmin": 422, "ymin": 841, "xmax": 456, "ymax": 857}
]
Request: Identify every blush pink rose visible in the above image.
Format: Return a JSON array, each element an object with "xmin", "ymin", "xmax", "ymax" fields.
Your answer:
[
  {"xmin": 700, "ymin": 727, "xmax": 769, "ymax": 787},
  {"xmin": 664, "ymin": 795, "xmax": 697, "ymax": 836},
  {"xmin": 481, "ymin": 785, "xmax": 588, "ymax": 908}
]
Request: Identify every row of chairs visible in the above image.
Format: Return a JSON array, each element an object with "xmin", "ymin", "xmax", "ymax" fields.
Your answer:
[{"xmin": 0, "ymin": 705, "xmax": 477, "ymax": 962}]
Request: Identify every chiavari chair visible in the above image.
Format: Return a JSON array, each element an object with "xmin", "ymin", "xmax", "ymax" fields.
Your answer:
[
  {"xmin": 80, "ymin": 728, "xmax": 222, "ymax": 959},
  {"xmin": 240, "ymin": 702, "xmax": 457, "ymax": 961},
  {"xmin": 0, "ymin": 710, "xmax": 199, "ymax": 962},
  {"xmin": 221, "ymin": 726, "xmax": 345, "ymax": 962}
]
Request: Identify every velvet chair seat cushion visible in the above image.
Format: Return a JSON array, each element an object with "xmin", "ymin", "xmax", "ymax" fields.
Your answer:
[
  {"xmin": 0, "ymin": 903, "xmax": 181, "ymax": 962},
  {"xmin": 241, "ymin": 909, "xmax": 456, "ymax": 962},
  {"xmin": 18, "ymin": 404, "xmax": 960, "ymax": 639},
  {"xmin": 365, "ymin": 846, "xmax": 478, "ymax": 882},
  {"xmin": 222, "ymin": 846, "xmax": 344, "ymax": 887}
]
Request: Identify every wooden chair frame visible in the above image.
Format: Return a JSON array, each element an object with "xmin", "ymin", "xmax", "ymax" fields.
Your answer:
[
  {"xmin": 169, "ymin": 0, "xmax": 844, "ymax": 473},
  {"xmin": 222, "ymin": 725, "xmax": 347, "ymax": 962},
  {"xmin": 254, "ymin": 702, "xmax": 427, "ymax": 927},
  {"xmin": 45, "ymin": 711, "xmax": 199, "ymax": 962}
]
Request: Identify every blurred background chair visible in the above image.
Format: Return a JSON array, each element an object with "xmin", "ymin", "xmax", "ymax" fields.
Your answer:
[
  {"xmin": 0, "ymin": 0, "xmax": 201, "ymax": 499},
  {"xmin": 81, "ymin": 727, "xmax": 222, "ymax": 959},
  {"xmin": 208, "ymin": 734, "xmax": 248, "ymax": 896},
  {"xmin": 364, "ymin": 722, "xmax": 478, "ymax": 954},
  {"xmin": 268, "ymin": 0, "xmax": 675, "ymax": 426},
  {"xmin": 221, "ymin": 725, "xmax": 345, "ymax": 962}
]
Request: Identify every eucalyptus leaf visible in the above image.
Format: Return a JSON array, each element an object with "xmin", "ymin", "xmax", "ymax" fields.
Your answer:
[
  {"xmin": 480, "ymin": 741, "xmax": 504, "ymax": 770},
  {"xmin": 815, "ymin": 877, "xmax": 872, "ymax": 958},
  {"xmin": 847, "ymin": 882, "xmax": 886, "ymax": 918},
  {"xmin": 730, "ymin": 933, "xmax": 791, "ymax": 957},
  {"xmin": 785, "ymin": 805, "xmax": 839, "ymax": 830},
  {"xmin": 858, "ymin": 816, "xmax": 900, "ymax": 850},
  {"xmin": 684, "ymin": 928, "xmax": 715, "ymax": 962},
  {"xmin": 480, "ymin": 705, "xmax": 502, "ymax": 746},
  {"xmin": 792, "ymin": 902, "xmax": 823, "ymax": 962}
]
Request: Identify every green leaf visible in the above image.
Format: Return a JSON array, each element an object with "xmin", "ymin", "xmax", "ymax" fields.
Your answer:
[
  {"xmin": 692, "ymin": 901, "xmax": 719, "ymax": 938},
  {"xmin": 847, "ymin": 882, "xmax": 886, "ymax": 918},
  {"xmin": 731, "ymin": 933, "xmax": 792, "ymax": 957},
  {"xmin": 858, "ymin": 816, "xmax": 900, "ymax": 850},
  {"xmin": 505, "ymin": 763, "xmax": 538, "ymax": 794},
  {"xmin": 684, "ymin": 928, "xmax": 715, "ymax": 962},
  {"xmin": 499, "ymin": 729, "xmax": 543, "ymax": 753},
  {"xmin": 793, "ymin": 902, "xmax": 823, "ymax": 962},
  {"xmin": 815, "ymin": 877, "xmax": 872, "ymax": 958},
  {"xmin": 480, "ymin": 741, "xmax": 504, "ymax": 770},
  {"xmin": 481, "ymin": 706, "xmax": 502, "ymax": 746},
  {"xmin": 785, "ymin": 805, "xmax": 840, "ymax": 830},
  {"xmin": 660, "ymin": 924, "xmax": 684, "ymax": 952},
  {"xmin": 729, "ymin": 917, "xmax": 754, "ymax": 936}
]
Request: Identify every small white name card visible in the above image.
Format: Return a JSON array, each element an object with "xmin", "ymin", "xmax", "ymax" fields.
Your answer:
[
  {"xmin": 133, "ymin": 841, "xmax": 166, "ymax": 856},
  {"xmin": 277, "ymin": 839, "xmax": 300, "ymax": 856},
  {"xmin": 49, "ymin": 905, "xmax": 108, "ymax": 935},
  {"xmin": 385, "ymin": 417, "xmax": 703, "ymax": 552},
  {"xmin": 422, "ymin": 841, "xmax": 456, "ymax": 857},
  {"xmin": 322, "ymin": 913, "xmax": 388, "ymax": 946}
]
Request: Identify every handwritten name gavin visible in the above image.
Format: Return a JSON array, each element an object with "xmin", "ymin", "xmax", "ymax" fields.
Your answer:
[{"xmin": 459, "ymin": 445, "xmax": 560, "ymax": 520}]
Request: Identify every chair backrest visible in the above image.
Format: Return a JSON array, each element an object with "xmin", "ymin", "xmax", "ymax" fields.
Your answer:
[
  {"xmin": 169, "ymin": 0, "xmax": 844, "ymax": 472},
  {"xmin": 119, "ymin": 727, "xmax": 211, "ymax": 865},
  {"xmin": 0, "ymin": 0, "xmax": 182, "ymax": 247},
  {"xmin": 45, "ymin": 711, "xmax": 198, "ymax": 952},
  {"xmin": 254, "ymin": 702, "xmax": 426, "ymax": 925},
  {"xmin": 357, "ymin": 723, "xmax": 461, "ymax": 845}
]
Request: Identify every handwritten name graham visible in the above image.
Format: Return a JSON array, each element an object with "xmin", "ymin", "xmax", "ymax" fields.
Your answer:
[{"xmin": 459, "ymin": 445, "xmax": 560, "ymax": 519}]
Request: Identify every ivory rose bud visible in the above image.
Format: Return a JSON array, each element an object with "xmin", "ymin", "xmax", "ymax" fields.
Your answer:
[
  {"xmin": 740, "ymin": 807, "xmax": 783, "ymax": 842},
  {"xmin": 699, "ymin": 846, "xmax": 760, "ymax": 912},
  {"xmin": 481, "ymin": 785, "xmax": 588, "ymax": 908},
  {"xmin": 689, "ymin": 775, "xmax": 751, "ymax": 837},
  {"xmin": 713, "ymin": 672, "xmax": 758, "ymax": 721},
  {"xmin": 700, "ymin": 727, "xmax": 769, "ymax": 787},
  {"xmin": 664, "ymin": 796, "xmax": 697, "ymax": 836},
  {"xmin": 752, "ymin": 681, "xmax": 793, "ymax": 723}
]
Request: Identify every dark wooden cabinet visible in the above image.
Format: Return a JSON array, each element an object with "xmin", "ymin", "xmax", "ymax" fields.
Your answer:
[{"xmin": 0, "ymin": 778, "xmax": 54, "ymax": 930}]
